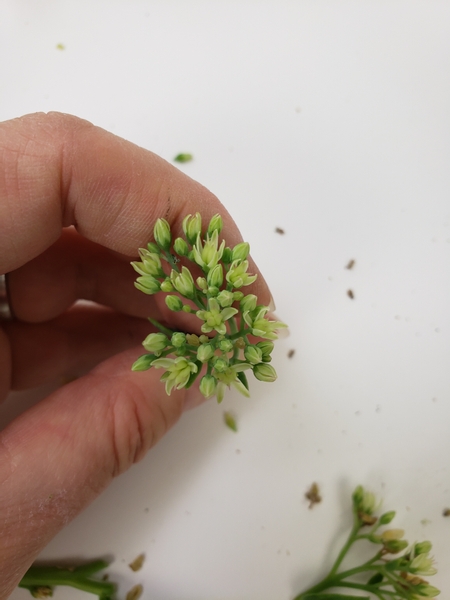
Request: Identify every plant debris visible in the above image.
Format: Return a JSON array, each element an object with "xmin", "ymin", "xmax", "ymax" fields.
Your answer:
[
  {"xmin": 56, "ymin": 43, "xmax": 65, "ymax": 50},
  {"xmin": 347, "ymin": 289, "xmax": 354, "ymax": 299},
  {"xmin": 443, "ymin": 508, "xmax": 450, "ymax": 517},
  {"xmin": 345, "ymin": 259, "xmax": 355, "ymax": 270},
  {"xmin": 128, "ymin": 553, "xmax": 145, "ymax": 572},
  {"xmin": 126, "ymin": 584, "xmax": 143, "ymax": 600},
  {"xmin": 287, "ymin": 349, "xmax": 295, "ymax": 358},
  {"xmin": 224, "ymin": 411, "xmax": 238, "ymax": 432},
  {"xmin": 174, "ymin": 153, "xmax": 193, "ymax": 163},
  {"xmin": 305, "ymin": 482, "xmax": 322, "ymax": 509},
  {"xmin": 275, "ymin": 227, "xmax": 285, "ymax": 235}
]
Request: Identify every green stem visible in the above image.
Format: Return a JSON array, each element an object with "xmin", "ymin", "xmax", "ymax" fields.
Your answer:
[{"xmin": 19, "ymin": 562, "xmax": 114, "ymax": 597}]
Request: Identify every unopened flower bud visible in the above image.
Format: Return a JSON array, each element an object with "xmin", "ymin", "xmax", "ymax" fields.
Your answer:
[
  {"xmin": 214, "ymin": 358, "xmax": 229, "ymax": 372},
  {"xmin": 253, "ymin": 363, "xmax": 277, "ymax": 382},
  {"xmin": 142, "ymin": 332, "xmax": 168, "ymax": 354},
  {"xmin": 415, "ymin": 541, "xmax": 433, "ymax": 555},
  {"xmin": 197, "ymin": 343, "xmax": 214, "ymax": 362},
  {"xmin": 182, "ymin": 213, "xmax": 202, "ymax": 244},
  {"xmin": 380, "ymin": 529, "xmax": 404, "ymax": 542},
  {"xmin": 135, "ymin": 276, "xmax": 161, "ymax": 295},
  {"xmin": 197, "ymin": 276, "xmax": 208, "ymax": 291},
  {"xmin": 232, "ymin": 241, "xmax": 250, "ymax": 261},
  {"xmin": 244, "ymin": 345, "xmax": 263, "ymax": 365},
  {"xmin": 154, "ymin": 218, "xmax": 172, "ymax": 250},
  {"xmin": 383, "ymin": 539, "xmax": 408, "ymax": 554},
  {"xmin": 131, "ymin": 354, "xmax": 156, "ymax": 371},
  {"xmin": 217, "ymin": 290, "xmax": 234, "ymax": 307},
  {"xmin": 379, "ymin": 511, "xmax": 396, "ymax": 525},
  {"xmin": 171, "ymin": 332, "xmax": 186, "ymax": 348},
  {"xmin": 233, "ymin": 291, "xmax": 244, "ymax": 301},
  {"xmin": 207, "ymin": 286, "xmax": 219, "ymax": 297},
  {"xmin": 256, "ymin": 341, "xmax": 274, "ymax": 356},
  {"xmin": 240, "ymin": 294, "xmax": 257, "ymax": 313},
  {"xmin": 186, "ymin": 334, "xmax": 200, "ymax": 346},
  {"xmin": 219, "ymin": 339, "xmax": 233, "ymax": 352},
  {"xmin": 219, "ymin": 247, "xmax": 231, "ymax": 266},
  {"xmin": 146, "ymin": 242, "xmax": 161, "ymax": 254},
  {"xmin": 199, "ymin": 374, "xmax": 217, "ymax": 398},
  {"xmin": 207, "ymin": 264, "xmax": 223, "ymax": 288},
  {"xmin": 160, "ymin": 278, "xmax": 174, "ymax": 292},
  {"xmin": 165, "ymin": 295, "xmax": 184, "ymax": 311},
  {"xmin": 171, "ymin": 266, "xmax": 195, "ymax": 299},
  {"xmin": 174, "ymin": 237, "xmax": 189, "ymax": 256},
  {"xmin": 207, "ymin": 214, "xmax": 223, "ymax": 236}
]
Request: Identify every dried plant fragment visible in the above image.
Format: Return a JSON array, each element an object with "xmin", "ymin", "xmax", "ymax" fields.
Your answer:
[
  {"xmin": 128, "ymin": 553, "xmax": 145, "ymax": 572},
  {"xmin": 275, "ymin": 227, "xmax": 285, "ymax": 234},
  {"xmin": 345, "ymin": 259, "xmax": 355, "ymax": 269},
  {"xmin": 126, "ymin": 584, "xmax": 143, "ymax": 600},
  {"xmin": 305, "ymin": 482, "xmax": 322, "ymax": 509}
]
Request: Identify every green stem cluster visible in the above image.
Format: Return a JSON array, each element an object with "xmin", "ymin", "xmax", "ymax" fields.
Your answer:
[
  {"xmin": 295, "ymin": 486, "xmax": 440, "ymax": 600},
  {"xmin": 131, "ymin": 213, "xmax": 286, "ymax": 402},
  {"xmin": 19, "ymin": 560, "xmax": 114, "ymax": 599}
]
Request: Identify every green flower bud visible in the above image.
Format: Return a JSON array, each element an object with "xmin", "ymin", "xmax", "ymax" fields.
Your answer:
[
  {"xmin": 137, "ymin": 249, "xmax": 164, "ymax": 276},
  {"xmin": 415, "ymin": 541, "xmax": 433, "ymax": 555},
  {"xmin": 171, "ymin": 332, "xmax": 186, "ymax": 348},
  {"xmin": 174, "ymin": 237, "xmax": 189, "ymax": 256},
  {"xmin": 207, "ymin": 264, "xmax": 223, "ymax": 288},
  {"xmin": 222, "ymin": 247, "xmax": 233, "ymax": 264},
  {"xmin": 226, "ymin": 259, "xmax": 257, "ymax": 288},
  {"xmin": 165, "ymin": 295, "xmax": 184, "ymax": 311},
  {"xmin": 197, "ymin": 343, "xmax": 214, "ymax": 362},
  {"xmin": 199, "ymin": 374, "xmax": 217, "ymax": 398},
  {"xmin": 253, "ymin": 363, "xmax": 277, "ymax": 382},
  {"xmin": 214, "ymin": 357, "xmax": 229, "ymax": 373},
  {"xmin": 207, "ymin": 214, "xmax": 223, "ymax": 236},
  {"xmin": 199, "ymin": 335, "xmax": 209, "ymax": 344},
  {"xmin": 240, "ymin": 294, "xmax": 257, "ymax": 313},
  {"xmin": 233, "ymin": 291, "xmax": 244, "ymax": 301},
  {"xmin": 171, "ymin": 266, "xmax": 195, "ymax": 299},
  {"xmin": 383, "ymin": 539, "xmax": 408, "ymax": 554},
  {"xmin": 135, "ymin": 276, "xmax": 161, "ymax": 295},
  {"xmin": 197, "ymin": 277, "xmax": 208, "ymax": 291},
  {"xmin": 131, "ymin": 354, "xmax": 156, "ymax": 371},
  {"xmin": 207, "ymin": 286, "xmax": 219, "ymax": 297},
  {"xmin": 231, "ymin": 241, "xmax": 250, "ymax": 261},
  {"xmin": 256, "ymin": 341, "xmax": 274, "ymax": 356},
  {"xmin": 142, "ymin": 332, "xmax": 168, "ymax": 353},
  {"xmin": 415, "ymin": 585, "xmax": 440, "ymax": 598},
  {"xmin": 219, "ymin": 339, "xmax": 233, "ymax": 352},
  {"xmin": 244, "ymin": 345, "xmax": 263, "ymax": 365},
  {"xmin": 217, "ymin": 290, "xmax": 234, "ymax": 307},
  {"xmin": 146, "ymin": 242, "xmax": 160, "ymax": 254},
  {"xmin": 160, "ymin": 278, "xmax": 174, "ymax": 292},
  {"xmin": 182, "ymin": 213, "xmax": 202, "ymax": 244},
  {"xmin": 186, "ymin": 334, "xmax": 200, "ymax": 346},
  {"xmin": 154, "ymin": 218, "xmax": 172, "ymax": 250},
  {"xmin": 352, "ymin": 485, "xmax": 364, "ymax": 508},
  {"xmin": 182, "ymin": 304, "xmax": 192, "ymax": 313},
  {"xmin": 379, "ymin": 511, "xmax": 396, "ymax": 525}
]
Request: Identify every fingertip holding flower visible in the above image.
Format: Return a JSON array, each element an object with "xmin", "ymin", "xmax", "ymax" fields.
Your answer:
[{"xmin": 131, "ymin": 213, "xmax": 285, "ymax": 402}]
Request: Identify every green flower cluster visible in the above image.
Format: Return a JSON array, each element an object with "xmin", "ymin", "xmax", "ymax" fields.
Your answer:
[
  {"xmin": 295, "ymin": 485, "xmax": 440, "ymax": 600},
  {"xmin": 131, "ymin": 213, "xmax": 286, "ymax": 401}
]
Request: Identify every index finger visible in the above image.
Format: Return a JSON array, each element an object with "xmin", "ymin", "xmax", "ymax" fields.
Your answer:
[{"xmin": 0, "ymin": 112, "xmax": 270, "ymax": 303}]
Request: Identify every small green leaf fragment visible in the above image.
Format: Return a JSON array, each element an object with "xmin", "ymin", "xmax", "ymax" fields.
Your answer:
[
  {"xmin": 128, "ymin": 553, "xmax": 145, "ymax": 572},
  {"xmin": 174, "ymin": 153, "xmax": 193, "ymax": 163},
  {"xmin": 367, "ymin": 572, "xmax": 384, "ymax": 585},
  {"xmin": 224, "ymin": 411, "xmax": 238, "ymax": 432}
]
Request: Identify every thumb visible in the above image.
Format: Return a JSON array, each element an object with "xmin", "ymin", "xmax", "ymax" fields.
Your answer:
[{"xmin": 0, "ymin": 348, "xmax": 197, "ymax": 598}]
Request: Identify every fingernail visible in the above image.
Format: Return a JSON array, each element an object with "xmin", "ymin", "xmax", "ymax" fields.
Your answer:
[{"xmin": 268, "ymin": 295, "xmax": 276, "ymax": 312}]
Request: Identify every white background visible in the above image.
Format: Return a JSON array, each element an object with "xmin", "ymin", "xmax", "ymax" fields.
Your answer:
[{"xmin": 1, "ymin": 1, "xmax": 450, "ymax": 598}]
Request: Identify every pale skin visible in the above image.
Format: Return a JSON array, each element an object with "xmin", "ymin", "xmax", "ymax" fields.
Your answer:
[{"xmin": 0, "ymin": 113, "xmax": 271, "ymax": 599}]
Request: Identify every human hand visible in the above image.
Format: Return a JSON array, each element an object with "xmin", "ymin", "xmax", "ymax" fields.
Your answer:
[{"xmin": 0, "ymin": 113, "xmax": 271, "ymax": 598}]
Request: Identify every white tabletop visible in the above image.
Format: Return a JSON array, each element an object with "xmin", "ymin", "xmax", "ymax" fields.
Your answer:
[{"xmin": 1, "ymin": 1, "xmax": 449, "ymax": 597}]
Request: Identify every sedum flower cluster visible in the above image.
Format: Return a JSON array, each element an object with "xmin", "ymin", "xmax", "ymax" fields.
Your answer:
[
  {"xmin": 295, "ymin": 485, "xmax": 440, "ymax": 600},
  {"xmin": 131, "ymin": 213, "xmax": 286, "ymax": 402}
]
